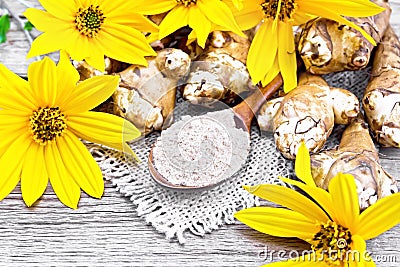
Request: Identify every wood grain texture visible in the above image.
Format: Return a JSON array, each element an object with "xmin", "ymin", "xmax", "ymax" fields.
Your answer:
[{"xmin": 1, "ymin": 1, "xmax": 400, "ymax": 266}]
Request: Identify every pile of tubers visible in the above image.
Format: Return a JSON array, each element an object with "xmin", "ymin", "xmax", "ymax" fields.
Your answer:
[
  {"xmin": 75, "ymin": 0, "xmax": 399, "ymax": 209},
  {"xmin": 256, "ymin": 0, "xmax": 399, "ymax": 208}
]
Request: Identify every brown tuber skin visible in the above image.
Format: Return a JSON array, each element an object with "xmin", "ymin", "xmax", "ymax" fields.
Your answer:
[
  {"xmin": 258, "ymin": 73, "xmax": 359, "ymax": 159},
  {"xmin": 75, "ymin": 57, "xmax": 130, "ymax": 80},
  {"xmin": 182, "ymin": 31, "xmax": 257, "ymax": 107},
  {"xmin": 310, "ymin": 115, "xmax": 398, "ymax": 210},
  {"xmin": 297, "ymin": 0, "xmax": 390, "ymax": 74},
  {"xmin": 363, "ymin": 26, "xmax": 400, "ymax": 147},
  {"xmin": 113, "ymin": 48, "xmax": 191, "ymax": 135}
]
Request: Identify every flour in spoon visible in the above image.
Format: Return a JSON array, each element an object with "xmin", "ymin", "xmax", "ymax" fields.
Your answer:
[{"xmin": 152, "ymin": 109, "xmax": 250, "ymax": 187}]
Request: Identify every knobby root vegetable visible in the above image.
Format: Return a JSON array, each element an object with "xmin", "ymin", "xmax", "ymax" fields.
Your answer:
[
  {"xmin": 182, "ymin": 31, "xmax": 257, "ymax": 107},
  {"xmin": 113, "ymin": 48, "xmax": 191, "ymax": 135},
  {"xmin": 75, "ymin": 57, "xmax": 129, "ymax": 80},
  {"xmin": 297, "ymin": 0, "xmax": 390, "ymax": 74},
  {"xmin": 363, "ymin": 26, "xmax": 400, "ymax": 147},
  {"xmin": 258, "ymin": 73, "xmax": 359, "ymax": 159},
  {"xmin": 310, "ymin": 115, "xmax": 398, "ymax": 209}
]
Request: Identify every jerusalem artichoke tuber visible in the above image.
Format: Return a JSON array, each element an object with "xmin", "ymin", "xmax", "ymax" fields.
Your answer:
[
  {"xmin": 310, "ymin": 115, "xmax": 398, "ymax": 209},
  {"xmin": 258, "ymin": 73, "xmax": 359, "ymax": 159},
  {"xmin": 297, "ymin": 0, "xmax": 390, "ymax": 74},
  {"xmin": 113, "ymin": 48, "xmax": 191, "ymax": 135},
  {"xmin": 363, "ymin": 26, "xmax": 400, "ymax": 147},
  {"xmin": 182, "ymin": 31, "xmax": 257, "ymax": 106}
]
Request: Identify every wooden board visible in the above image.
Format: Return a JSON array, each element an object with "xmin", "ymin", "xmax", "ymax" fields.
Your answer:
[{"xmin": 0, "ymin": 1, "xmax": 400, "ymax": 266}]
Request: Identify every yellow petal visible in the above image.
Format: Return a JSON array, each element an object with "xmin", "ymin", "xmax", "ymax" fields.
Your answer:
[
  {"xmin": 108, "ymin": 13, "xmax": 159, "ymax": 33},
  {"xmin": 21, "ymin": 142, "xmax": 48, "ymax": 207},
  {"xmin": 68, "ymin": 111, "xmax": 141, "ymax": 144},
  {"xmin": 97, "ymin": 141, "xmax": 140, "ymax": 161},
  {"xmin": 243, "ymin": 184, "xmax": 329, "ymax": 222},
  {"xmin": 261, "ymin": 57, "xmax": 280, "ymax": 86},
  {"xmin": 230, "ymin": 0, "xmax": 263, "ymax": 30},
  {"xmin": 347, "ymin": 234, "xmax": 375, "ymax": 267},
  {"xmin": 28, "ymin": 57, "xmax": 58, "ymax": 107},
  {"xmin": 23, "ymin": 8, "xmax": 70, "ymax": 32},
  {"xmin": 158, "ymin": 6, "xmax": 190, "ymax": 40},
  {"xmin": 133, "ymin": 0, "xmax": 177, "ymax": 15},
  {"xmin": 55, "ymin": 50, "xmax": 80, "ymax": 106},
  {"xmin": 0, "ymin": 133, "xmax": 31, "ymax": 201},
  {"xmin": 230, "ymin": 0, "xmax": 243, "ymax": 11},
  {"xmin": 278, "ymin": 22, "xmax": 297, "ymax": 92},
  {"xmin": 300, "ymin": 1, "xmax": 377, "ymax": 45},
  {"xmin": 292, "ymin": 10, "xmax": 316, "ymax": 26},
  {"xmin": 327, "ymin": 173, "xmax": 360, "ymax": 229},
  {"xmin": 350, "ymin": 234, "xmax": 366, "ymax": 259},
  {"xmin": 45, "ymin": 143, "xmax": 81, "ymax": 209},
  {"xmin": 57, "ymin": 132, "xmax": 104, "ymax": 198},
  {"xmin": 65, "ymin": 31, "xmax": 91, "ymax": 63},
  {"xmin": 188, "ymin": 6, "xmax": 212, "ymax": 48},
  {"xmin": 294, "ymin": 142, "xmax": 316, "ymax": 187},
  {"xmin": 0, "ymin": 64, "xmax": 36, "ymax": 111},
  {"xmin": 247, "ymin": 21, "xmax": 278, "ymax": 84},
  {"xmin": 97, "ymin": 0, "xmax": 131, "ymax": 15},
  {"xmin": 199, "ymin": 0, "xmax": 244, "ymax": 37},
  {"xmin": 61, "ymin": 75, "xmax": 119, "ymax": 114},
  {"xmin": 356, "ymin": 192, "xmax": 400, "ymax": 240},
  {"xmin": 0, "ymin": 127, "xmax": 27, "ymax": 155},
  {"xmin": 302, "ymin": 0, "xmax": 385, "ymax": 17},
  {"xmin": 85, "ymin": 51, "xmax": 107, "ymax": 74},
  {"xmin": 97, "ymin": 22, "xmax": 156, "ymax": 67},
  {"xmin": 0, "ymin": 110, "xmax": 29, "ymax": 129},
  {"xmin": 27, "ymin": 31, "xmax": 71, "ymax": 58},
  {"xmin": 234, "ymin": 207, "xmax": 319, "ymax": 241},
  {"xmin": 98, "ymin": 0, "xmax": 158, "ymax": 28},
  {"xmin": 37, "ymin": 0, "xmax": 76, "ymax": 19},
  {"xmin": 281, "ymin": 177, "xmax": 337, "ymax": 220}
]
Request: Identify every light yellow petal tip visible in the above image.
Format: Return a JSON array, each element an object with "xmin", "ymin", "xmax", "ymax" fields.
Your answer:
[
  {"xmin": 122, "ymin": 143, "xmax": 140, "ymax": 162},
  {"xmin": 242, "ymin": 184, "xmax": 261, "ymax": 194},
  {"xmin": 23, "ymin": 197, "xmax": 37, "ymax": 208}
]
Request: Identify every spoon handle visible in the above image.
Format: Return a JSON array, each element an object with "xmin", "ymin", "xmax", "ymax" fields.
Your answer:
[{"xmin": 232, "ymin": 73, "xmax": 283, "ymax": 131}]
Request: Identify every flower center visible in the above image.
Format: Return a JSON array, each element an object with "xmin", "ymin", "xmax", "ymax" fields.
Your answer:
[
  {"xmin": 261, "ymin": 0, "xmax": 296, "ymax": 22},
  {"xmin": 75, "ymin": 5, "xmax": 105, "ymax": 38},
  {"xmin": 311, "ymin": 221, "xmax": 352, "ymax": 264},
  {"xmin": 176, "ymin": 0, "xmax": 197, "ymax": 7},
  {"xmin": 29, "ymin": 107, "xmax": 67, "ymax": 145}
]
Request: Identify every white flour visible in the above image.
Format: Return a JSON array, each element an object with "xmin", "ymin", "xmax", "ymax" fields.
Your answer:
[{"xmin": 152, "ymin": 109, "xmax": 250, "ymax": 187}]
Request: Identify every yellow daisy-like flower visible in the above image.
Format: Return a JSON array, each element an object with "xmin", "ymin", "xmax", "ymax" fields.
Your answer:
[
  {"xmin": 135, "ymin": 0, "xmax": 245, "ymax": 48},
  {"xmin": 235, "ymin": 143, "xmax": 400, "ymax": 266},
  {"xmin": 24, "ymin": 0, "xmax": 158, "ymax": 71},
  {"xmin": 0, "ymin": 53, "xmax": 141, "ymax": 209},
  {"xmin": 233, "ymin": 0, "xmax": 385, "ymax": 92}
]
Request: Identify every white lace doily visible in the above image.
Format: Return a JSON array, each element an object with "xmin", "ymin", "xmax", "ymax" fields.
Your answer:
[{"xmin": 89, "ymin": 68, "xmax": 370, "ymax": 244}]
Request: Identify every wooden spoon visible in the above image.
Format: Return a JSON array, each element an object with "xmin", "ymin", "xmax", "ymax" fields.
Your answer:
[{"xmin": 148, "ymin": 73, "xmax": 283, "ymax": 190}]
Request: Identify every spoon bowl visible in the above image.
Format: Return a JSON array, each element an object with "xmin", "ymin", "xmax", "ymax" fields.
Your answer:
[{"xmin": 148, "ymin": 74, "xmax": 283, "ymax": 190}]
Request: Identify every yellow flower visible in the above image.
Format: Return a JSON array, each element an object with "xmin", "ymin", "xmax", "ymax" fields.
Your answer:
[
  {"xmin": 235, "ymin": 143, "xmax": 400, "ymax": 266},
  {"xmin": 24, "ymin": 0, "xmax": 158, "ymax": 71},
  {"xmin": 0, "ymin": 53, "xmax": 141, "ymax": 209},
  {"xmin": 233, "ymin": 0, "xmax": 385, "ymax": 92},
  {"xmin": 232, "ymin": 0, "xmax": 243, "ymax": 10},
  {"xmin": 134, "ymin": 0, "xmax": 245, "ymax": 48}
]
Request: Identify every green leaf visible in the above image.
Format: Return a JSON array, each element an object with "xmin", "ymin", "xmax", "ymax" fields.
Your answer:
[
  {"xmin": 24, "ymin": 21, "xmax": 34, "ymax": 31},
  {"xmin": 0, "ymin": 14, "xmax": 10, "ymax": 44}
]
